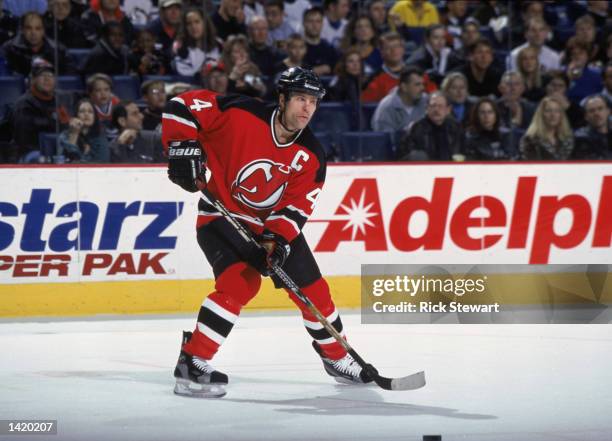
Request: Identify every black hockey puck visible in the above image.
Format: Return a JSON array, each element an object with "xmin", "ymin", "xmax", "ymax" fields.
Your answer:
[{"xmin": 423, "ymin": 436, "xmax": 442, "ymax": 441}]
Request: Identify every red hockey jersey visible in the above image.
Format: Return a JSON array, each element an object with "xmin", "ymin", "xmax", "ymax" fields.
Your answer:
[{"xmin": 162, "ymin": 89, "xmax": 326, "ymax": 243}]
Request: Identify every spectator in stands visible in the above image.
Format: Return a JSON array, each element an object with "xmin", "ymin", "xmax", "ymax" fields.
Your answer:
[
  {"xmin": 340, "ymin": 14, "xmax": 381, "ymax": 76},
  {"xmin": 406, "ymin": 24, "xmax": 462, "ymax": 85},
  {"xmin": 453, "ymin": 38, "xmax": 502, "ymax": 98},
  {"xmin": 602, "ymin": 63, "xmax": 612, "ymax": 106},
  {"xmin": 542, "ymin": 70, "xmax": 584, "ymax": 129},
  {"xmin": 82, "ymin": 22, "xmax": 130, "ymax": 76},
  {"xmin": 10, "ymin": 62, "xmax": 70, "ymax": 162},
  {"xmin": 110, "ymin": 100, "xmax": 163, "ymax": 163},
  {"xmin": 327, "ymin": 47, "xmax": 363, "ymax": 102},
  {"xmin": 212, "ymin": 0, "xmax": 247, "ymax": 41},
  {"xmin": 361, "ymin": 31, "xmax": 405, "ymax": 103},
  {"xmin": 2, "ymin": 11, "xmax": 75, "ymax": 76},
  {"xmin": 81, "ymin": 0, "xmax": 135, "ymax": 47},
  {"xmin": 520, "ymin": 96, "xmax": 574, "ymax": 160},
  {"xmin": 573, "ymin": 15, "xmax": 602, "ymax": 66},
  {"xmin": 87, "ymin": 73, "xmax": 120, "ymax": 132},
  {"xmin": 465, "ymin": 97, "xmax": 519, "ymax": 160},
  {"xmin": 509, "ymin": 1, "xmax": 549, "ymax": 50},
  {"xmin": 371, "ymin": 66, "xmax": 427, "ymax": 136},
  {"xmin": 0, "ymin": 0, "xmax": 18, "ymax": 46},
  {"xmin": 43, "ymin": 0, "xmax": 90, "ymax": 48},
  {"xmin": 283, "ymin": 0, "xmax": 312, "ymax": 33},
  {"xmin": 264, "ymin": 0, "xmax": 296, "ymax": 50},
  {"xmin": 223, "ymin": 34, "xmax": 266, "ymax": 97},
  {"xmin": 58, "ymin": 98, "xmax": 110, "ymax": 163},
  {"xmin": 140, "ymin": 80, "xmax": 167, "ymax": 131},
  {"xmin": 147, "ymin": 0, "xmax": 183, "ymax": 63},
  {"xmin": 304, "ymin": 7, "xmax": 338, "ymax": 77},
  {"xmin": 388, "ymin": 0, "xmax": 439, "ymax": 30},
  {"xmin": 508, "ymin": 17, "xmax": 560, "ymax": 73},
  {"xmin": 583, "ymin": 0, "xmax": 609, "ymax": 28},
  {"xmin": 123, "ymin": 0, "xmax": 161, "ymax": 26},
  {"xmin": 441, "ymin": 72, "xmax": 471, "ymax": 127},
  {"xmin": 321, "ymin": 0, "xmax": 350, "ymax": 49},
  {"xmin": 367, "ymin": 0, "xmax": 388, "ymax": 35},
  {"xmin": 454, "ymin": 19, "xmax": 480, "ymax": 55},
  {"xmin": 442, "ymin": 0, "xmax": 468, "ymax": 46},
  {"xmin": 274, "ymin": 33, "xmax": 309, "ymax": 76},
  {"xmin": 470, "ymin": 0, "xmax": 506, "ymax": 27},
  {"xmin": 564, "ymin": 38, "xmax": 604, "ymax": 104},
  {"xmin": 173, "ymin": 8, "xmax": 222, "ymax": 77},
  {"xmin": 398, "ymin": 91, "xmax": 464, "ymax": 161},
  {"xmin": 496, "ymin": 71, "xmax": 535, "ymax": 131},
  {"xmin": 248, "ymin": 15, "xmax": 285, "ymax": 77},
  {"xmin": 129, "ymin": 29, "xmax": 170, "ymax": 76},
  {"xmin": 243, "ymin": 0, "xmax": 264, "ymax": 24},
  {"xmin": 516, "ymin": 46, "xmax": 545, "ymax": 102},
  {"xmin": 573, "ymin": 94, "xmax": 611, "ymax": 159},
  {"xmin": 201, "ymin": 61, "xmax": 229, "ymax": 94}
]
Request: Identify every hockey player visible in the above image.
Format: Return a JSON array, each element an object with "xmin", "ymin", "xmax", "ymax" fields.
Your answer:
[{"xmin": 162, "ymin": 67, "xmax": 374, "ymax": 398}]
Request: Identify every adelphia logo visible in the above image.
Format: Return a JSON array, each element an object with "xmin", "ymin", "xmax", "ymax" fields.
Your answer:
[
  {"xmin": 232, "ymin": 159, "xmax": 291, "ymax": 210},
  {"xmin": 313, "ymin": 177, "xmax": 611, "ymax": 263}
]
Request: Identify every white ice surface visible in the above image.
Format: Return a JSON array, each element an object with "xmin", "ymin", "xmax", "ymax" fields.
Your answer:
[{"xmin": 1, "ymin": 312, "xmax": 611, "ymax": 441}]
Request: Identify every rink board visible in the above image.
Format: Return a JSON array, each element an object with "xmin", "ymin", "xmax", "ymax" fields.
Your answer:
[{"xmin": 0, "ymin": 163, "xmax": 610, "ymax": 316}]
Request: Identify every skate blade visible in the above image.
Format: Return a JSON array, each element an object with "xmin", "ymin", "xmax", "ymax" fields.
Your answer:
[
  {"xmin": 174, "ymin": 379, "xmax": 227, "ymax": 398},
  {"xmin": 333, "ymin": 376, "xmax": 366, "ymax": 386}
]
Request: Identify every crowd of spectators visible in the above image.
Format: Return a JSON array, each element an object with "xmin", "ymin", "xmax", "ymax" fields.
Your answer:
[{"xmin": 0, "ymin": 0, "xmax": 610, "ymax": 164}]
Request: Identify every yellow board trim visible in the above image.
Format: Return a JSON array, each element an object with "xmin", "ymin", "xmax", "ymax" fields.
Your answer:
[
  {"xmin": 0, "ymin": 276, "xmax": 360, "ymax": 317},
  {"xmin": 1, "ymin": 272, "xmax": 610, "ymax": 317}
]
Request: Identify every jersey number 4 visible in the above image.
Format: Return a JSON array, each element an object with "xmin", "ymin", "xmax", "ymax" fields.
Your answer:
[{"xmin": 189, "ymin": 99, "xmax": 213, "ymax": 112}]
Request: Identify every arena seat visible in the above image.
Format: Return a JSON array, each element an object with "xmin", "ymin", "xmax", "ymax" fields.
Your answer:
[
  {"xmin": 39, "ymin": 132, "xmax": 59, "ymax": 160},
  {"xmin": 56, "ymin": 75, "xmax": 84, "ymax": 91},
  {"xmin": 0, "ymin": 76, "xmax": 25, "ymax": 118},
  {"xmin": 310, "ymin": 102, "xmax": 352, "ymax": 144},
  {"xmin": 339, "ymin": 131, "xmax": 393, "ymax": 162},
  {"xmin": 111, "ymin": 75, "xmax": 141, "ymax": 100},
  {"xmin": 67, "ymin": 48, "xmax": 91, "ymax": 70},
  {"xmin": 313, "ymin": 131, "xmax": 336, "ymax": 160}
]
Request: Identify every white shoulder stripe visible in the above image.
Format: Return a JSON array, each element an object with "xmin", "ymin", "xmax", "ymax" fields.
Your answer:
[
  {"xmin": 162, "ymin": 112, "xmax": 197, "ymax": 128},
  {"xmin": 171, "ymin": 97, "xmax": 186, "ymax": 105}
]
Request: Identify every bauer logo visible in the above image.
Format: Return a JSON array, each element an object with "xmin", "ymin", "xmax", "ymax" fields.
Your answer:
[
  {"xmin": 313, "ymin": 175, "xmax": 612, "ymax": 264},
  {"xmin": 0, "ymin": 189, "xmax": 184, "ymax": 278}
]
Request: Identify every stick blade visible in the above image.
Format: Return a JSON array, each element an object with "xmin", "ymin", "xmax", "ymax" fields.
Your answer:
[{"xmin": 390, "ymin": 370, "xmax": 426, "ymax": 391}]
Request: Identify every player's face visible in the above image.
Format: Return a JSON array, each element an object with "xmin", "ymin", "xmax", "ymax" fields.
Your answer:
[
  {"xmin": 90, "ymin": 80, "xmax": 112, "ymax": 106},
  {"xmin": 284, "ymin": 93, "xmax": 318, "ymax": 130},
  {"xmin": 77, "ymin": 101, "xmax": 95, "ymax": 128}
]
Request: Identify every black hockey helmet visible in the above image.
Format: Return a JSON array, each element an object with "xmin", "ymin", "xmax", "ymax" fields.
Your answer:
[{"xmin": 276, "ymin": 67, "xmax": 326, "ymax": 100}]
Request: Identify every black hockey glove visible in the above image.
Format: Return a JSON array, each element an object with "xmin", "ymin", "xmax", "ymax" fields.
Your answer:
[
  {"xmin": 167, "ymin": 140, "xmax": 206, "ymax": 193},
  {"xmin": 255, "ymin": 231, "xmax": 291, "ymax": 276}
]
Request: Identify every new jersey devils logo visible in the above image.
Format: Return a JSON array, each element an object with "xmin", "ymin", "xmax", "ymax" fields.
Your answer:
[{"xmin": 232, "ymin": 159, "xmax": 291, "ymax": 210}]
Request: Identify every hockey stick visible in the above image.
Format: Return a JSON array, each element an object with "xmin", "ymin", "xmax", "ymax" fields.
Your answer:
[{"xmin": 201, "ymin": 189, "xmax": 426, "ymax": 391}]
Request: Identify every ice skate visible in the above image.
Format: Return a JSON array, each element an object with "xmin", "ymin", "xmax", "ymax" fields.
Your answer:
[
  {"xmin": 173, "ymin": 331, "xmax": 228, "ymax": 398},
  {"xmin": 312, "ymin": 341, "xmax": 374, "ymax": 385}
]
